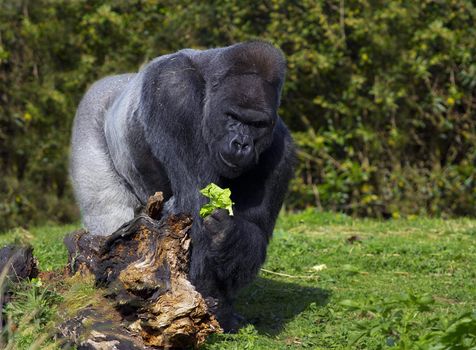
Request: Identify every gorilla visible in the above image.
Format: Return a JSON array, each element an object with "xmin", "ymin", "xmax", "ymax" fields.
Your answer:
[{"xmin": 70, "ymin": 41, "xmax": 295, "ymax": 331}]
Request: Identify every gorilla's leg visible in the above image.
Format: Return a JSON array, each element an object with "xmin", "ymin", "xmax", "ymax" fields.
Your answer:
[{"xmin": 71, "ymin": 75, "xmax": 141, "ymax": 235}]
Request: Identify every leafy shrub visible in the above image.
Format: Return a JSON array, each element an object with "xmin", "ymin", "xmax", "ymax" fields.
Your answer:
[{"xmin": 1, "ymin": 0, "xmax": 475, "ymax": 230}]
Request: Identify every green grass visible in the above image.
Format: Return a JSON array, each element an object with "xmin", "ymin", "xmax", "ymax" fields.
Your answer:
[
  {"xmin": 1, "ymin": 211, "xmax": 475, "ymax": 349},
  {"xmin": 0, "ymin": 224, "xmax": 78, "ymax": 271}
]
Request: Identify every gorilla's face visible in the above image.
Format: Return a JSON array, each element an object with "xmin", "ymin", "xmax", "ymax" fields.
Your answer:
[{"xmin": 204, "ymin": 74, "xmax": 280, "ymax": 178}]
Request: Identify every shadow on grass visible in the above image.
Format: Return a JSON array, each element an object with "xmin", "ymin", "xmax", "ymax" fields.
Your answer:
[{"xmin": 235, "ymin": 277, "xmax": 330, "ymax": 335}]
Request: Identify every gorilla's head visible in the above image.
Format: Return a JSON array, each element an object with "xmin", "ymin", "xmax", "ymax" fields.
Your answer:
[{"xmin": 201, "ymin": 42, "xmax": 286, "ymax": 178}]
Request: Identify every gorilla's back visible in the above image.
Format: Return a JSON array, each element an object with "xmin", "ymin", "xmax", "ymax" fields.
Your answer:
[{"xmin": 70, "ymin": 74, "xmax": 142, "ymax": 235}]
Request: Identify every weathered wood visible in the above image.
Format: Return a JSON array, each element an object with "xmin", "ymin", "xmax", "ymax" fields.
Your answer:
[
  {"xmin": 58, "ymin": 306, "xmax": 156, "ymax": 350},
  {"xmin": 0, "ymin": 244, "xmax": 39, "ymax": 331},
  {"xmin": 0, "ymin": 245, "xmax": 38, "ymax": 282},
  {"xmin": 61, "ymin": 192, "xmax": 221, "ymax": 349},
  {"xmin": 145, "ymin": 192, "xmax": 165, "ymax": 220}
]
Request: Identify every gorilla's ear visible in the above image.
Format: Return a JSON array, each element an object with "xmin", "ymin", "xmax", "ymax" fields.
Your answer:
[
  {"xmin": 222, "ymin": 41, "xmax": 286, "ymax": 87},
  {"xmin": 140, "ymin": 53, "xmax": 205, "ymax": 133}
]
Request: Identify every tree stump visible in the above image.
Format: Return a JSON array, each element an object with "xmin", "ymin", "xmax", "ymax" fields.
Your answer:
[
  {"xmin": 59, "ymin": 192, "xmax": 222, "ymax": 349},
  {"xmin": 0, "ymin": 193, "xmax": 220, "ymax": 348}
]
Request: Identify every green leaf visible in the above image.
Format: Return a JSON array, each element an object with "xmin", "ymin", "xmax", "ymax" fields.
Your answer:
[
  {"xmin": 199, "ymin": 183, "xmax": 234, "ymax": 218},
  {"xmin": 339, "ymin": 299, "xmax": 362, "ymax": 310}
]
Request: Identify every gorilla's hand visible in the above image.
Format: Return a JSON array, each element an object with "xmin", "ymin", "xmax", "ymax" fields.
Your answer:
[
  {"xmin": 206, "ymin": 296, "xmax": 246, "ymax": 333},
  {"xmin": 203, "ymin": 209, "xmax": 236, "ymax": 246}
]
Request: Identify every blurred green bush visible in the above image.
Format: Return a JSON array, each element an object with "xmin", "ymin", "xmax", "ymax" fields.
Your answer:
[{"xmin": 0, "ymin": 0, "xmax": 475, "ymax": 230}]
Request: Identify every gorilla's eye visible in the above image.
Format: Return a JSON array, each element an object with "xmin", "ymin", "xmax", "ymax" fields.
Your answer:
[
  {"xmin": 226, "ymin": 111, "xmax": 270, "ymax": 129},
  {"xmin": 249, "ymin": 120, "xmax": 269, "ymax": 129}
]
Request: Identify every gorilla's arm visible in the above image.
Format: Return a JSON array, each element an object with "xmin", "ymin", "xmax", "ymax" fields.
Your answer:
[
  {"xmin": 139, "ymin": 53, "xmax": 218, "ymax": 214},
  {"xmin": 192, "ymin": 121, "xmax": 295, "ymax": 300}
]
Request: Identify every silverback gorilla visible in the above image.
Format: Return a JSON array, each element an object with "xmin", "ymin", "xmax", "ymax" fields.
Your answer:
[{"xmin": 70, "ymin": 41, "xmax": 295, "ymax": 331}]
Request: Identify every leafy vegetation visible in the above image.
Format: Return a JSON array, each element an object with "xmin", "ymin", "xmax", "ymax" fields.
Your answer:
[
  {"xmin": 1, "ymin": 212, "xmax": 475, "ymax": 349},
  {"xmin": 1, "ymin": 1, "xmax": 476, "ymax": 230},
  {"xmin": 200, "ymin": 183, "xmax": 235, "ymax": 218}
]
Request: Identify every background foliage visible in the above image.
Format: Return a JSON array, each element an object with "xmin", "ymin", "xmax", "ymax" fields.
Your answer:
[{"xmin": 0, "ymin": 0, "xmax": 475, "ymax": 231}]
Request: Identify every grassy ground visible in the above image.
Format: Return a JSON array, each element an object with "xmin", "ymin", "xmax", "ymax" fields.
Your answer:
[{"xmin": 1, "ymin": 211, "xmax": 475, "ymax": 349}]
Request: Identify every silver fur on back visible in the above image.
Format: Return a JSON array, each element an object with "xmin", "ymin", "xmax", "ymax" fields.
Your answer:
[{"xmin": 70, "ymin": 74, "xmax": 141, "ymax": 235}]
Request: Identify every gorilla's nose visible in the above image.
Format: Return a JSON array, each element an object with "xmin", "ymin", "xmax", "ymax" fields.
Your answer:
[{"xmin": 231, "ymin": 135, "xmax": 253, "ymax": 157}]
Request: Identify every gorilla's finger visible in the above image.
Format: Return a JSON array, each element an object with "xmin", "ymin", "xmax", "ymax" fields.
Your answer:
[{"xmin": 210, "ymin": 208, "xmax": 230, "ymax": 221}]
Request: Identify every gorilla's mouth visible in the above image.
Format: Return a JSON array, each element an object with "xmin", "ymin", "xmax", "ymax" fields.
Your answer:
[{"xmin": 219, "ymin": 152, "xmax": 239, "ymax": 169}]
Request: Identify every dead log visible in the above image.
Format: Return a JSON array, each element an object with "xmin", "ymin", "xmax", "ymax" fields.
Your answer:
[
  {"xmin": 0, "ymin": 245, "xmax": 38, "ymax": 282},
  {"xmin": 0, "ymin": 244, "xmax": 38, "ymax": 331},
  {"xmin": 60, "ymin": 192, "xmax": 221, "ymax": 349}
]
